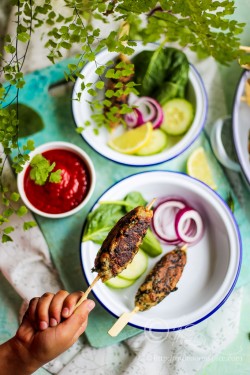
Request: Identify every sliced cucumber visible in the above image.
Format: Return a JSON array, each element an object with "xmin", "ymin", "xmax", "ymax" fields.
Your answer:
[
  {"xmin": 136, "ymin": 129, "xmax": 168, "ymax": 156},
  {"xmin": 105, "ymin": 276, "xmax": 135, "ymax": 289},
  {"xmin": 161, "ymin": 98, "xmax": 194, "ymax": 135},
  {"xmin": 119, "ymin": 249, "xmax": 148, "ymax": 280}
]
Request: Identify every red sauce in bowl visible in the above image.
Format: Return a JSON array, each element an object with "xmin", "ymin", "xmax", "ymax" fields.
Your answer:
[{"xmin": 24, "ymin": 149, "xmax": 91, "ymax": 214}]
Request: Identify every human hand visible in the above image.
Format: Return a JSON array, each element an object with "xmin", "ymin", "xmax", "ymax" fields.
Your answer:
[{"xmin": 9, "ymin": 290, "xmax": 95, "ymax": 374}]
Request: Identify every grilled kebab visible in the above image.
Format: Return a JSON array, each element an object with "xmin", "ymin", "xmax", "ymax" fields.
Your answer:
[
  {"xmin": 92, "ymin": 205, "xmax": 153, "ymax": 282},
  {"xmin": 135, "ymin": 247, "xmax": 187, "ymax": 311}
]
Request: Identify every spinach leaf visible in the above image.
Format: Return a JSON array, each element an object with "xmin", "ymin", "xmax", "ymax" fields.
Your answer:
[
  {"xmin": 123, "ymin": 191, "xmax": 147, "ymax": 212},
  {"xmin": 83, "ymin": 191, "xmax": 146, "ymax": 243},
  {"xmin": 82, "ymin": 191, "xmax": 162, "ymax": 260},
  {"xmin": 83, "ymin": 204, "xmax": 125, "ymax": 244},
  {"xmin": 133, "ymin": 47, "xmax": 189, "ymax": 105}
]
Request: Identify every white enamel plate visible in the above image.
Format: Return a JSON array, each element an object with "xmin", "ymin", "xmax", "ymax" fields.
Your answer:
[{"xmin": 80, "ymin": 171, "xmax": 241, "ymax": 331}]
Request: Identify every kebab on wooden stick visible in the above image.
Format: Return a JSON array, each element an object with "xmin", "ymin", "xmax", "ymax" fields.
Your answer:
[
  {"xmin": 74, "ymin": 200, "xmax": 155, "ymax": 310},
  {"xmin": 108, "ymin": 246, "xmax": 187, "ymax": 337}
]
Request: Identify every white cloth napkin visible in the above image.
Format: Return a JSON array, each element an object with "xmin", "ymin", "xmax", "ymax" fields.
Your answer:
[{"xmin": 58, "ymin": 287, "xmax": 242, "ymax": 375}]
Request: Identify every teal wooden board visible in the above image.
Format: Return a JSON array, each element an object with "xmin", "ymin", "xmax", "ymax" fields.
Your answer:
[{"xmin": 5, "ymin": 59, "xmax": 250, "ymax": 348}]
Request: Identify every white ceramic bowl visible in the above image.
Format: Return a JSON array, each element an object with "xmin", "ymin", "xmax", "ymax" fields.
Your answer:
[
  {"xmin": 232, "ymin": 70, "xmax": 250, "ymax": 185},
  {"xmin": 80, "ymin": 171, "xmax": 241, "ymax": 331},
  {"xmin": 72, "ymin": 43, "xmax": 208, "ymax": 167},
  {"xmin": 210, "ymin": 71, "xmax": 250, "ymax": 187},
  {"xmin": 17, "ymin": 141, "xmax": 96, "ymax": 218}
]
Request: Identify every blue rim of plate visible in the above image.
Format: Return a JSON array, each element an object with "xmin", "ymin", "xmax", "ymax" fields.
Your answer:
[
  {"xmin": 79, "ymin": 170, "xmax": 242, "ymax": 332},
  {"xmin": 71, "ymin": 46, "xmax": 208, "ymax": 168},
  {"xmin": 232, "ymin": 69, "xmax": 250, "ymax": 185}
]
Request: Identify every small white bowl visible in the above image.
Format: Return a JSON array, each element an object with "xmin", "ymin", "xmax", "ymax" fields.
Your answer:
[
  {"xmin": 72, "ymin": 42, "xmax": 208, "ymax": 167},
  {"xmin": 232, "ymin": 70, "xmax": 250, "ymax": 185},
  {"xmin": 210, "ymin": 71, "xmax": 250, "ymax": 188},
  {"xmin": 81, "ymin": 171, "xmax": 241, "ymax": 331},
  {"xmin": 17, "ymin": 141, "xmax": 96, "ymax": 218}
]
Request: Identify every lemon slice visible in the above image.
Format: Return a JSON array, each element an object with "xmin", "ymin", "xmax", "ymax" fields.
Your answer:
[
  {"xmin": 108, "ymin": 122, "xmax": 153, "ymax": 154},
  {"xmin": 187, "ymin": 147, "xmax": 217, "ymax": 189}
]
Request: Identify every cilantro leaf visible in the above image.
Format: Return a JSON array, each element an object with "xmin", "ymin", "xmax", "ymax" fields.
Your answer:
[
  {"xmin": 49, "ymin": 169, "xmax": 62, "ymax": 183},
  {"xmin": 29, "ymin": 154, "xmax": 62, "ymax": 185}
]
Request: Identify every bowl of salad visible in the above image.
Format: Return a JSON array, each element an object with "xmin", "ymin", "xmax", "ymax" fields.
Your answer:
[{"xmin": 72, "ymin": 42, "xmax": 208, "ymax": 166}]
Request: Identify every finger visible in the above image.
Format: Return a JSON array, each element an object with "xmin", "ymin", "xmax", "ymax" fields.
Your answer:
[
  {"xmin": 16, "ymin": 297, "xmax": 40, "ymax": 343},
  {"xmin": 74, "ymin": 315, "xmax": 89, "ymax": 340},
  {"xmin": 61, "ymin": 291, "xmax": 85, "ymax": 319},
  {"xmin": 27, "ymin": 297, "xmax": 40, "ymax": 326},
  {"xmin": 36, "ymin": 292, "xmax": 55, "ymax": 330},
  {"xmin": 59, "ymin": 299, "xmax": 95, "ymax": 342},
  {"xmin": 48, "ymin": 290, "xmax": 69, "ymax": 327}
]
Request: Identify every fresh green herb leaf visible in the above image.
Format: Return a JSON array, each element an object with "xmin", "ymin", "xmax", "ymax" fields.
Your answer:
[
  {"xmin": 75, "ymin": 127, "xmax": 84, "ymax": 133},
  {"xmin": 29, "ymin": 154, "xmax": 61, "ymax": 185},
  {"xmin": 49, "ymin": 169, "xmax": 62, "ymax": 183},
  {"xmin": 95, "ymin": 81, "xmax": 105, "ymax": 90},
  {"xmin": 23, "ymin": 221, "xmax": 37, "ymax": 230},
  {"xmin": 17, "ymin": 205, "xmax": 28, "ymax": 217},
  {"xmin": 3, "ymin": 226, "xmax": 14, "ymax": 234},
  {"xmin": 2, "ymin": 234, "xmax": 13, "ymax": 243},
  {"xmin": 0, "ymin": 215, "xmax": 8, "ymax": 225},
  {"xmin": 3, "ymin": 208, "xmax": 14, "ymax": 218},
  {"xmin": 10, "ymin": 192, "xmax": 20, "ymax": 202},
  {"xmin": 23, "ymin": 140, "xmax": 35, "ymax": 152}
]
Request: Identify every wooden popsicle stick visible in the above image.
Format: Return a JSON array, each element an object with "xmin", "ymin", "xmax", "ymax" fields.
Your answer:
[
  {"xmin": 108, "ymin": 306, "xmax": 139, "ymax": 337},
  {"xmin": 74, "ymin": 275, "xmax": 100, "ymax": 311},
  {"xmin": 146, "ymin": 198, "xmax": 156, "ymax": 211},
  {"xmin": 181, "ymin": 244, "xmax": 188, "ymax": 251}
]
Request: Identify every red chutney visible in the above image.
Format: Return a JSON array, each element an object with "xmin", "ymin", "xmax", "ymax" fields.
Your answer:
[{"xmin": 24, "ymin": 149, "xmax": 91, "ymax": 214}]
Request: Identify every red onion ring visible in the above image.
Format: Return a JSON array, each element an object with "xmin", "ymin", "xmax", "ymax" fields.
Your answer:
[
  {"xmin": 124, "ymin": 109, "xmax": 139, "ymax": 128},
  {"xmin": 175, "ymin": 207, "xmax": 204, "ymax": 244},
  {"xmin": 152, "ymin": 197, "xmax": 204, "ymax": 246},
  {"xmin": 153, "ymin": 200, "xmax": 186, "ymax": 243},
  {"xmin": 124, "ymin": 96, "xmax": 164, "ymax": 129},
  {"xmin": 134, "ymin": 97, "xmax": 164, "ymax": 129}
]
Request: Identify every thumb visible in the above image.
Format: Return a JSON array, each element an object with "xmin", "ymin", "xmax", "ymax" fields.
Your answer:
[{"xmin": 60, "ymin": 299, "xmax": 95, "ymax": 339}]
